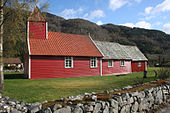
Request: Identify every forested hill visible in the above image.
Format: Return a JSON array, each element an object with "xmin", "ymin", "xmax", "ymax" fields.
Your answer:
[
  {"xmin": 45, "ymin": 13, "xmax": 170, "ymax": 64},
  {"xmin": 3, "ymin": 11, "xmax": 170, "ymax": 65}
]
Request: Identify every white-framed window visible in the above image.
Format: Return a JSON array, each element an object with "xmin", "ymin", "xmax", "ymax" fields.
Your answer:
[
  {"xmin": 138, "ymin": 62, "xmax": 141, "ymax": 67},
  {"xmin": 90, "ymin": 57, "xmax": 97, "ymax": 68},
  {"xmin": 108, "ymin": 60, "xmax": 113, "ymax": 67},
  {"xmin": 120, "ymin": 60, "xmax": 125, "ymax": 66},
  {"xmin": 65, "ymin": 57, "xmax": 73, "ymax": 68}
]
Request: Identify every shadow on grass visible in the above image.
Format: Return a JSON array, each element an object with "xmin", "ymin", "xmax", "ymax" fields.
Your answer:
[
  {"xmin": 116, "ymin": 74, "xmax": 127, "ymax": 77},
  {"xmin": 4, "ymin": 74, "xmax": 27, "ymax": 79}
]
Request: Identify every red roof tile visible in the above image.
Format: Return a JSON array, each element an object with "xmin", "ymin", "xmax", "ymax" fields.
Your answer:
[{"xmin": 29, "ymin": 32, "xmax": 103, "ymax": 57}]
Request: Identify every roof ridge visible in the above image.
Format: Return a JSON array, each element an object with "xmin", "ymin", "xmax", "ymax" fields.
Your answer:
[
  {"xmin": 119, "ymin": 44, "xmax": 137, "ymax": 48},
  {"xmin": 95, "ymin": 40, "xmax": 120, "ymax": 45},
  {"xmin": 48, "ymin": 31, "xmax": 88, "ymax": 37}
]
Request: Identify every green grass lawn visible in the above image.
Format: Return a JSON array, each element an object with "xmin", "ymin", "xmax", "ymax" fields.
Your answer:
[
  {"xmin": 4, "ymin": 72, "xmax": 24, "ymax": 75},
  {"xmin": 3, "ymin": 67, "xmax": 160, "ymax": 103}
]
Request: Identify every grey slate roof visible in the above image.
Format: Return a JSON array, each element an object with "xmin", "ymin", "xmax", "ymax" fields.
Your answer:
[
  {"xmin": 94, "ymin": 41, "xmax": 148, "ymax": 61},
  {"xmin": 94, "ymin": 41, "xmax": 131, "ymax": 60},
  {"xmin": 120, "ymin": 45, "xmax": 148, "ymax": 61}
]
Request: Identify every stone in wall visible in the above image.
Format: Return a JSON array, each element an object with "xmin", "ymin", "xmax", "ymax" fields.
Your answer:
[{"xmin": 0, "ymin": 80, "xmax": 169, "ymax": 113}]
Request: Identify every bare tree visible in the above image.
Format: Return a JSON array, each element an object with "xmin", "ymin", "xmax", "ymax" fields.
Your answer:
[
  {"xmin": 0, "ymin": 0, "xmax": 12, "ymax": 91},
  {"xmin": 0, "ymin": 0, "xmax": 48, "ymax": 92},
  {"xmin": 0, "ymin": 0, "xmax": 5, "ymax": 91}
]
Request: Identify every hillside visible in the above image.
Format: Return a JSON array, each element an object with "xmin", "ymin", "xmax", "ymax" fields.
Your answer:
[
  {"xmin": 3, "ymin": 12, "xmax": 170, "ymax": 66},
  {"xmin": 45, "ymin": 13, "xmax": 170, "ymax": 65},
  {"xmin": 46, "ymin": 13, "xmax": 111, "ymax": 41}
]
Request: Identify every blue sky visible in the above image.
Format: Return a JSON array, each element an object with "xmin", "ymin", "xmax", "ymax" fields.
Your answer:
[{"xmin": 39, "ymin": 0, "xmax": 170, "ymax": 34}]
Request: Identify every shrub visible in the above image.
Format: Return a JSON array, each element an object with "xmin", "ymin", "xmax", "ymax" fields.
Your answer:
[
  {"xmin": 3, "ymin": 65, "xmax": 17, "ymax": 70},
  {"xmin": 158, "ymin": 68, "xmax": 170, "ymax": 80}
]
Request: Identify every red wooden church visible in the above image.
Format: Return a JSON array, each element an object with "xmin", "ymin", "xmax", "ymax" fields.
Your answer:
[
  {"xmin": 25, "ymin": 6, "xmax": 148, "ymax": 79},
  {"xmin": 25, "ymin": 6, "xmax": 103, "ymax": 79}
]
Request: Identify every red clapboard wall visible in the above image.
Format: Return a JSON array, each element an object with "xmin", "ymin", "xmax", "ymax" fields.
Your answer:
[
  {"xmin": 29, "ymin": 22, "xmax": 46, "ymax": 39},
  {"xmin": 102, "ymin": 60, "xmax": 131, "ymax": 75},
  {"xmin": 131, "ymin": 61, "xmax": 146, "ymax": 72},
  {"xmin": 30, "ymin": 56, "xmax": 101, "ymax": 79}
]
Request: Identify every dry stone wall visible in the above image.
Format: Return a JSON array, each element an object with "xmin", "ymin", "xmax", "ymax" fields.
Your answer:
[{"xmin": 0, "ymin": 80, "xmax": 170, "ymax": 113}]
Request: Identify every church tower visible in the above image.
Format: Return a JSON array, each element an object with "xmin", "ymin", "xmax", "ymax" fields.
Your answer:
[{"xmin": 27, "ymin": 6, "xmax": 48, "ymax": 39}]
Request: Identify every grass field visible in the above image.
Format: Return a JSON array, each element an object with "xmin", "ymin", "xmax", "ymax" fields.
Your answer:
[
  {"xmin": 3, "ymin": 67, "xmax": 160, "ymax": 103},
  {"xmin": 4, "ymin": 72, "xmax": 24, "ymax": 75}
]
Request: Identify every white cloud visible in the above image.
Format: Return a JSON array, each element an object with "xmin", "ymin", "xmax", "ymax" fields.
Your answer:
[
  {"xmin": 60, "ymin": 8, "xmax": 105, "ymax": 21},
  {"xmin": 109, "ymin": 0, "xmax": 129, "ymax": 11},
  {"xmin": 135, "ymin": 21, "xmax": 151, "ymax": 29},
  {"xmin": 135, "ymin": 0, "xmax": 142, "ymax": 3},
  {"xmin": 90, "ymin": 10, "xmax": 105, "ymax": 19},
  {"xmin": 145, "ymin": 7, "xmax": 153, "ymax": 14},
  {"xmin": 96, "ymin": 20, "xmax": 103, "ymax": 25},
  {"xmin": 60, "ymin": 8, "xmax": 83, "ymax": 19},
  {"xmin": 163, "ymin": 23, "xmax": 170, "ymax": 34},
  {"xmin": 145, "ymin": 0, "xmax": 170, "ymax": 15},
  {"xmin": 120, "ymin": 23, "xmax": 135, "ymax": 28},
  {"xmin": 120, "ymin": 21, "xmax": 151, "ymax": 29}
]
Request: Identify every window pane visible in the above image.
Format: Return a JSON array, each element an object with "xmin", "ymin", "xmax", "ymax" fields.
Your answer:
[
  {"xmin": 121, "ymin": 61, "xmax": 125, "ymax": 66},
  {"xmin": 90, "ymin": 57, "xmax": 97, "ymax": 68},
  {"xmin": 94, "ymin": 59, "xmax": 96, "ymax": 67},
  {"xmin": 108, "ymin": 60, "xmax": 113, "ymax": 67},
  {"xmin": 138, "ymin": 62, "xmax": 141, "ymax": 67},
  {"xmin": 65, "ymin": 57, "xmax": 73, "ymax": 68}
]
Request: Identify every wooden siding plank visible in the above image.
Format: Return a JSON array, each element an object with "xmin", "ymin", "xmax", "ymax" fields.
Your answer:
[
  {"xmin": 29, "ymin": 22, "xmax": 46, "ymax": 39},
  {"xmin": 102, "ymin": 59, "xmax": 131, "ymax": 75},
  {"xmin": 131, "ymin": 61, "xmax": 146, "ymax": 72},
  {"xmin": 31, "ymin": 56, "xmax": 100, "ymax": 79}
]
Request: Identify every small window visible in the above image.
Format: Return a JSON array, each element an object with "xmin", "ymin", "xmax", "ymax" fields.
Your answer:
[
  {"xmin": 108, "ymin": 60, "xmax": 113, "ymax": 67},
  {"xmin": 65, "ymin": 57, "xmax": 73, "ymax": 68},
  {"xmin": 120, "ymin": 61, "xmax": 125, "ymax": 66},
  {"xmin": 138, "ymin": 62, "xmax": 141, "ymax": 67},
  {"xmin": 90, "ymin": 57, "xmax": 97, "ymax": 68}
]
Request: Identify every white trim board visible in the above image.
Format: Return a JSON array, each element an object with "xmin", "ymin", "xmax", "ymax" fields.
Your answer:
[
  {"xmin": 46, "ymin": 22, "xmax": 48, "ymax": 39},
  {"xmin": 100, "ymin": 58, "xmax": 102, "ymax": 76},
  {"xmin": 27, "ymin": 22, "xmax": 31, "ymax": 55},
  {"xmin": 28, "ymin": 56, "xmax": 31, "ymax": 79},
  {"xmin": 88, "ymin": 33, "xmax": 105, "ymax": 57}
]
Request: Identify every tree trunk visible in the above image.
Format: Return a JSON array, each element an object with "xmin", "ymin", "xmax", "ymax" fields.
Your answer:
[{"xmin": 0, "ymin": 0, "xmax": 4, "ymax": 92}]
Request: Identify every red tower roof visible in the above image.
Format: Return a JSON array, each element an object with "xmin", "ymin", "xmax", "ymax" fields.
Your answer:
[{"xmin": 28, "ymin": 6, "xmax": 47, "ymax": 22}]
